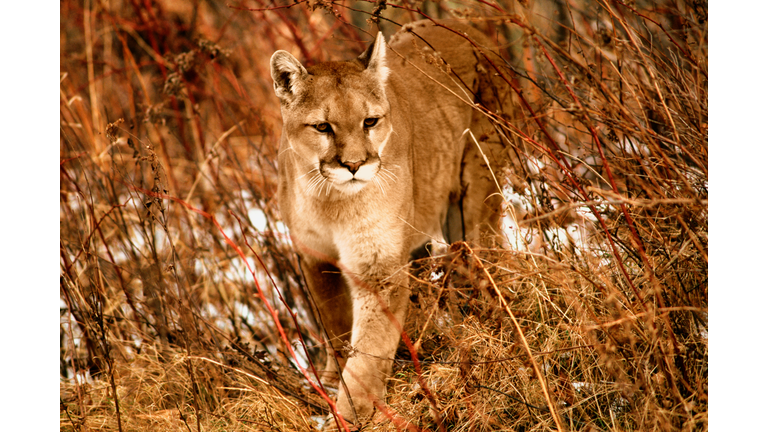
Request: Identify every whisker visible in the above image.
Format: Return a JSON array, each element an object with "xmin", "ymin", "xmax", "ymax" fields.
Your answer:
[
  {"xmin": 379, "ymin": 169, "xmax": 397, "ymax": 183},
  {"xmin": 306, "ymin": 174, "xmax": 318, "ymax": 189},
  {"xmin": 316, "ymin": 178, "xmax": 327, "ymax": 197},
  {"xmin": 377, "ymin": 173, "xmax": 391, "ymax": 185},
  {"xmin": 278, "ymin": 145, "xmax": 294, "ymax": 157},
  {"xmin": 284, "ymin": 145, "xmax": 318, "ymax": 166},
  {"xmin": 296, "ymin": 167, "xmax": 319, "ymax": 181},
  {"xmin": 382, "ymin": 168, "xmax": 399, "ymax": 179},
  {"xmin": 374, "ymin": 177, "xmax": 386, "ymax": 195},
  {"xmin": 306, "ymin": 173, "xmax": 324, "ymax": 196},
  {"xmin": 311, "ymin": 177, "xmax": 323, "ymax": 198}
]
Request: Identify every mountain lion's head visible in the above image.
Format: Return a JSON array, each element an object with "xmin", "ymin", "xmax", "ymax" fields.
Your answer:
[{"xmin": 270, "ymin": 34, "xmax": 394, "ymax": 197}]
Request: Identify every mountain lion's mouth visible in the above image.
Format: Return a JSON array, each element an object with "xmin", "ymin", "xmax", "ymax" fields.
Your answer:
[{"xmin": 333, "ymin": 177, "xmax": 369, "ymax": 195}]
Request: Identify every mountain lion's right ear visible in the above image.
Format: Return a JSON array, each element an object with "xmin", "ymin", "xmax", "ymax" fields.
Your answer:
[{"xmin": 270, "ymin": 50, "xmax": 308, "ymax": 102}]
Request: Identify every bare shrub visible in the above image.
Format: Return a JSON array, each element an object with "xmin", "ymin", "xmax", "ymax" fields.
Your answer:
[{"xmin": 61, "ymin": 1, "xmax": 706, "ymax": 430}]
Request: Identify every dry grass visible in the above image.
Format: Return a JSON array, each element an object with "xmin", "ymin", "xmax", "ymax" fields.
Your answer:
[{"xmin": 60, "ymin": 0, "xmax": 707, "ymax": 430}]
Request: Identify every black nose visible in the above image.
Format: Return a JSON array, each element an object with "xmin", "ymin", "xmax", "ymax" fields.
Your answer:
[{"xmin": 343, "ymin": 160, "xmax": 364, "ymax": 174}]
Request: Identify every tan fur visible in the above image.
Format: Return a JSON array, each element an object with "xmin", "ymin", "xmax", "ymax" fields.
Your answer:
[{"xmin": 270, "ymin": 20, "xmax": 511, "ymax": 425}]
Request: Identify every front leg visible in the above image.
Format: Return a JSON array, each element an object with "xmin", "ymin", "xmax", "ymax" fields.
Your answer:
[
  {"xmin": 334, "ymin": 256, "xmax": 410, "ymax": 424},
  {"xmin": 300, "ymin": 256, "xmax": 353, "ymax": 386}
]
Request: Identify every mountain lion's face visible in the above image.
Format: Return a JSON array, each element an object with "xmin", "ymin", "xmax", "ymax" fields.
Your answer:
[{"xmin": 271, "ymin": 42, "xmax": 394, "ymax": 196}]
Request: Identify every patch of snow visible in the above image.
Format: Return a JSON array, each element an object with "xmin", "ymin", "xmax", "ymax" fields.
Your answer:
[
  {"xmin": 430, "ymin": 269, "xmax": 445, "ymax": 282},
  {"xmin": 248, "ymin": 207, "xmax": 268, "ymax": 232}
]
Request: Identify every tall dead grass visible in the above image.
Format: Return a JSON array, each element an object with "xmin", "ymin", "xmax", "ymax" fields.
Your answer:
[{"xmin": 60, "ymin": 0, "xmax": 706, "ymax": 430}]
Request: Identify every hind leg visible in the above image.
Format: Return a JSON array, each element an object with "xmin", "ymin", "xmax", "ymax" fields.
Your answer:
[
  {"xmin": 458, "ymin": 60, "xmax": 519, "ymax": 246},
  {"xmin": 458, "ymin": 99, "xmax": 511, "ymax": 246},
  {"xmin": 458, "ymin": 135, "xmax": 506, "ymax": 246}
]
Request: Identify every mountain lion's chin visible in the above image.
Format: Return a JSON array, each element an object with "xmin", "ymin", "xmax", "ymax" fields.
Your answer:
[{"xmin": 335, "ymin": 179, "xmax": 368, "ymax": 195}]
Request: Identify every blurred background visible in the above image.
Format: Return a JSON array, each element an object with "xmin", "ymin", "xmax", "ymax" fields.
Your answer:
[{"xmin": 60, "ymin": 1, "xmax": 707, "ymax": 430}]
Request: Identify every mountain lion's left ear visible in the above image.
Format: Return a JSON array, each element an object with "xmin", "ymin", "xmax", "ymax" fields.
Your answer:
[{"xmin": 358, "ymin": 32, "xmax": 389, "ymax": 83}]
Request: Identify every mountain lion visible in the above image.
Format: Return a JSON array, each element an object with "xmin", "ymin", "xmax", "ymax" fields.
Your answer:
[{"xmin": 270, "ymin": 20, "xmax": 512, "ymax": 427}]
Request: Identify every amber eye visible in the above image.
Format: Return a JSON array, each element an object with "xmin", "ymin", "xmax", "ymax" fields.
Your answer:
[
  {"xmin": 363, "ymin": 118, "xmax": 378, "ymax": 128},
  {"xmin": 314, "ymin": 123, "xmax": 331, "ymax": 133}
]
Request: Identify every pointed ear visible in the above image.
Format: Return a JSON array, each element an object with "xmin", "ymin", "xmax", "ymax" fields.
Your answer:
[
  {"xmin": 358, "ymin": 32, "xmax": 389, "ymax": 83},
  {"xmin": 270, "ymin": 50, "xmax": 308, "ymax": 102}
]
